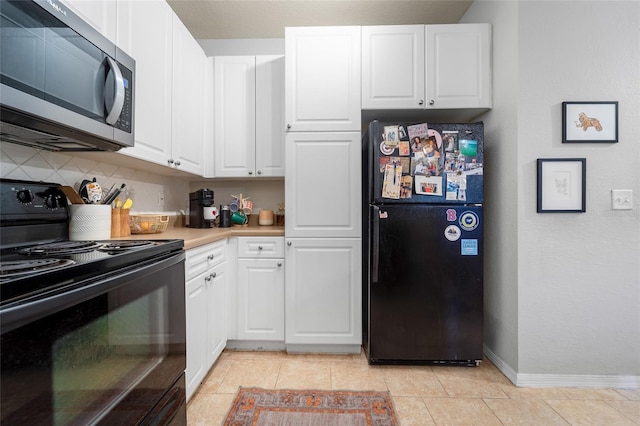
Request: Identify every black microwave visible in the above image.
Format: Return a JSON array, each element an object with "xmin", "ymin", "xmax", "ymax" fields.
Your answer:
[{"xmin": 0, "ymin": 0, "xmax": 135, "ymax": 151}]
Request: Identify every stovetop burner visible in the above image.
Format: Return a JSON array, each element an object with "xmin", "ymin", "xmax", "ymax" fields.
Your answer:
[
  {"xmin": 0, "ymin": 258, "xmax": 76, "ymax": 278},
  {"xmin": 18, "ymin": 241, "xmax": 103, "ymax": 255},
  {"xmin": 99, "ymin": 241, "xmax": 157, "ymax": 252}
]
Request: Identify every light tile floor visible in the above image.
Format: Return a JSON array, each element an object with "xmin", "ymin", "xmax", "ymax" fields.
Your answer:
[{"xmin": 187, "ymin": 350, "xmax": 640, "ymax": 425}]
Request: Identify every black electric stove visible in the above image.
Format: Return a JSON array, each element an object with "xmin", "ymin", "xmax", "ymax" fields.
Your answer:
[
  {"xmin": 0, "ymin": 179, "xmax": 183, "ymax": 307},
  {"xmin": 1, "ymin": 179, "xmax": 187, "ymax": 426}
]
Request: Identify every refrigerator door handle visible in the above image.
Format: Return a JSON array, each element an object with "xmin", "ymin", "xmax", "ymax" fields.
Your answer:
[{"xmin": 372, "ymin": 205, "xmax": 380, "ymax": 283}]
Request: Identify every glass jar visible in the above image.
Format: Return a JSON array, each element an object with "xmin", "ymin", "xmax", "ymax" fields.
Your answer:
[{"xmin": 275, "ymin": 204, "xmax": 285, "ymax": 227}]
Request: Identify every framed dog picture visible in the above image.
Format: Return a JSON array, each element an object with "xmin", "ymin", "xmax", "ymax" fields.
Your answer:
[{"xmin": 562, "ymin": 101, "xmax": 618, "ymax": 143}]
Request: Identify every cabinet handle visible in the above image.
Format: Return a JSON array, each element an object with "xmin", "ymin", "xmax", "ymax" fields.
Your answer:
[
  {"xmin": 418, "ymin": 99, "xmax": 424, "ymax": 105},
  {"xmin": 207, "ymin": 254, "xmax": 214, "ymax": 260},
  {"xmin": 257, "ymin": 246, "xmax": 263, "ymax": 250},
  {"xmin": 429, "ymin": 99, "xmax": 435, "ymax": 106},
  {"xmin": 286, "ymin": 124, "xmax": 291, "ymax": 130},
  {"xmin": 257, "ymin": 170, "xmax": 262, "ymax": 175},
  {"xmin": 211, "ymin": 272, "xmax": 217, "ymax": 279},
  {"xmin": 205, "ymin": 275, "xmax": 211, "ymax": 282},
  {"xmin": 277, "ymin": 262, "xmax": 282, "ymax": 267},
  {"xmin": 175, "ymin": 160, "xmax": 181, "ymax": 166},
  {"xmin": 168, "ymin": 159, "xmax": 174, "ymax": 165},
  {"xmin": 287, "ymin": 241, "xmax": 292, "ymax": 246},
  {"xmin": 248, "ymin": 170, "xmax": 253, "ymax": 175}
]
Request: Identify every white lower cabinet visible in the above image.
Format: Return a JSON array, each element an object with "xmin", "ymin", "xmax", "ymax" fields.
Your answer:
[
  {"xmin": 285, "ymin": 238, "xmax": 361, "ymax": 352},
  {"xmin": 185, "ymin": 240, "xmax": 227, "ymax": 401},
  {"xmin": 229, "ymin": 237, "xmax": 285, "ymax": 346}
]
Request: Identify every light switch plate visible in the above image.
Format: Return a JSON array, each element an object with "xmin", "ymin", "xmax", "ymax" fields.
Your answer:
[{"xmin": 611, "ymin": 189, "xmax": 633, "ymax": 210}]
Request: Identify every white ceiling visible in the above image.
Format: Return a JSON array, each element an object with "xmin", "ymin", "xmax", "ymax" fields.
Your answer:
[{"xmin": 166, "ymin": 0, "xmax": 474, "ymax": 40}]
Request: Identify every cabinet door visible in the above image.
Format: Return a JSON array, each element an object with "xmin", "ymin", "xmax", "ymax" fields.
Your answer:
[
  {"xmin": 207, "ymin": 262, "xmax": 227, "ymax": 365},
  {"xmin": 214, "ymin": 56, "xmax": 256, "ymax": 177},
  {"xmin": 117, "ymin": 0, "xmax": 173, "ymax": 166},
  {"xmin": 65, "ymin": 0, "xmax": 117, "ymax": 42},
  {"xmin": 237, "ymin": 258, "xmax": 285, "ymax": 341},
  {"xmin": 185, "ymin": 273, "xmax": 207, "ymax": 401},
  {"xmin": 362, "ymin": 25, "xmax": 425, "ymax": 109},
  {"xmin": 425, "ymin": 24, "xmax": 492, "ymax": 109},
  {"xmin": 285, "ymin": 132, "xmax": 361, "ymax": 238},
  {"xmin": 285, "ymin": 26, "xmax": 361, "ymax": 132},
  {"xmin": 255, "ymin": 55, "xmax": 285, "ymax": 177},
  {"xmin": 285, "ymin": 238, "xmax": 361, "ymax": 345},
  {"xmin": 172, "ymin": 15, "xmax": 206, "ymax": 175}
]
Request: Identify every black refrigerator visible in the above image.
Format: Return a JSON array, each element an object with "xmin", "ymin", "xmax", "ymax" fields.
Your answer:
[{"xmin": 363, "ymin": 121, "xmax": 484, "ymax": 365}]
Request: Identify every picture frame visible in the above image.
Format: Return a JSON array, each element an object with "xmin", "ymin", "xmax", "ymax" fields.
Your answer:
[
  {"xmin": 537, "ymin": 158, "xmax": 586, "ymax": 213},
  {"xmin": 562, "ymin": 101, "xmax": 618, "ymax": 143}
]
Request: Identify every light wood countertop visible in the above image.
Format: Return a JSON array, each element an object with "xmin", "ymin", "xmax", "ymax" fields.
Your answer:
[{"xmin": 114, "ymin": 225, "xmax": 285, "ymax": 250}]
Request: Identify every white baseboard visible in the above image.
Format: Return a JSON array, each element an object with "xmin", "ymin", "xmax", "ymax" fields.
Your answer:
[{"xmin": 483, "ymin": 345, "xmax": 640, "ymax": 389}]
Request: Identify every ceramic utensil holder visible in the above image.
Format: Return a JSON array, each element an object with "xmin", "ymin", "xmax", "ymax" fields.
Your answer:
[
  {"xmin": 111, "ymin": 208, "xmax": 131, "ymax": 237},
  {"xmin": 69, "ymin": 205, "xmax": 111, "ymax": 240}
]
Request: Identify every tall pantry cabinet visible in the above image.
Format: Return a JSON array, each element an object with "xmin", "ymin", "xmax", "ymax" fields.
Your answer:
[{"xmin": 284, "ymin": 27, "xmax": 362, "ymax": 352}]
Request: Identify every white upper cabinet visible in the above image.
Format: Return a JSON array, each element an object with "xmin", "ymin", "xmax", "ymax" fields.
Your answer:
[
  {"xmin": 214, "ymin": 55, "xmax": 284, "ymax": 178},
  {"xmin": 361, "ymin": 23, "xmax": 492, "ymax": 110},
  {"xmin": 255, "ymin": 56, "xmax": 285, "ymax": 177},
  {"xmin": 285, "ymin": 26, "xmax": 361, "ymax": 132},
  {"xmin": 362, "ymin": 25, "xmax": 425, "ymax": 109},
  {"xmin": 64, "ymin": 0, "xmax": 117, "ymax": 42},
  {"xmin": 117, "ymin": 2, "xmax": 206, "ymax": 176},
  {"xmin": 426, "ymin": 24, "xmax": 491, "ymax": 109},
  {"xmin": 285, "ymin": 132, "xmax": 361, "ymax": 238},
  {"xmin": 171, "ymin": 15, "xmax": 206, "ymax": 175},
  {"xmin": 117, "ymin": 0, "xmax": 173, "ymax": 167}
]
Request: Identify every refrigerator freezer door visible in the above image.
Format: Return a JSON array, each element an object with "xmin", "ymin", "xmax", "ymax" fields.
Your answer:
[
  {"xmin": 367, "ymin": 205, "xmax": 483, "ymax": 363},
  {"xmin": 368, "ymin": 121, "xmax": 484, "ymax": 205}
]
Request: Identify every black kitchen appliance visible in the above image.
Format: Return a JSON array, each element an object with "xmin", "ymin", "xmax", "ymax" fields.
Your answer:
[
  {"xmin": 363, "ymin": 121, "xmax": 484, "ymax": 366},
  {"xmin": 0, "ymin": 179, "xmax": 187, "ymax": 425},
  {"xmin": 189, "ymin": 188, "xmax": 215, "ymax": 228}
]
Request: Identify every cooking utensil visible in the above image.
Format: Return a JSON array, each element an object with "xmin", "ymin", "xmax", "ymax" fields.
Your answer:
[
  {"xmin": 102, "ymin": 183, "xmax": 126, "ymax": 205},
  {"xmin": 59, "ymin": 186, "xmax": 84, "ymax": 204}
]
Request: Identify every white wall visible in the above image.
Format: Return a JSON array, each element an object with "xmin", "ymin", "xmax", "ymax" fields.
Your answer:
[
  {"xmin": 460, "ymin": 0, "xmax": 521, "ymax": 377},
  {"xmin": 463, "ymin": 0, "xmax": 640, "ymax": 386}
]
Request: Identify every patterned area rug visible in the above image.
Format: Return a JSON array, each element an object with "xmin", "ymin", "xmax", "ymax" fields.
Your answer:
[{"xmin": 224, "ymin": 387, "xmax": 398, "ymax": 426}]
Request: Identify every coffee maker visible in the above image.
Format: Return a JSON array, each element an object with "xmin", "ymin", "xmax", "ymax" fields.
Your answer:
[{"xmin": 189, "ymin": 189, "xmax": 216, "ymax": 228}]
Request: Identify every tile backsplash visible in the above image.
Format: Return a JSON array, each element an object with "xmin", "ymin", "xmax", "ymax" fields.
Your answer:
[
  {"xmin": 1, "ymin": 143, "xmax": 286, "ymax": 215},
  {"xmin": 1, "ymin": 142, "xmax": 189, "ymax": 212}
]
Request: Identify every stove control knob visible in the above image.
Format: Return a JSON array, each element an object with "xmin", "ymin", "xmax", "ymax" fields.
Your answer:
[
  {"xmin": 16, "ymin": 189, "xmax": 33, "ymax": 204},
  {"xmin": 44, "ymin": 191, "xmax": 65, "ymax": 209}
]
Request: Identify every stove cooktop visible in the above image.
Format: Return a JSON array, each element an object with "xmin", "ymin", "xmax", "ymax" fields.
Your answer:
[{"xmin": 0, "ymin": 239, "xmax": 184, "ymax": 306}]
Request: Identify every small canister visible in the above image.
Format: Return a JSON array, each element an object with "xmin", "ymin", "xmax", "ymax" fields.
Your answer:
[
  {"xmin": 258, "ymin": 209, "xmax": 274, "ymax": 226},
  {"xmin": 219, "ymin": 205, "xmax": 231, "ymax": 228}
]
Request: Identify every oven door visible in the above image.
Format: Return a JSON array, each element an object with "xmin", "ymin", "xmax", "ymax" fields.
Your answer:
[{"xmin": 0, "ymin": 252, "xmax": 186, "ymax": 425}]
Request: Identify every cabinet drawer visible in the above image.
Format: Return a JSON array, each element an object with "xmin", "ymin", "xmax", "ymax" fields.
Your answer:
[
  {"xmin": 185, "ymin": 239, "xmax": 227, "ymax": 281},
  {"xmin": 237, "ymin": 237, "xmax": 284, "ymax": 258}
]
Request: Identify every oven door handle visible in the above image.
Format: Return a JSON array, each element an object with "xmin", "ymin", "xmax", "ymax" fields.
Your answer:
[{"xmin": 0, "ymin": 252, "xmax": 185, "ymax": 333}]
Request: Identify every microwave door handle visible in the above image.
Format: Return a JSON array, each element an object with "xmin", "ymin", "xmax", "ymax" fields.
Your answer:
[{"xmin": 104, "ymin": 57, "xmax": 125, "ymax": 125}]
